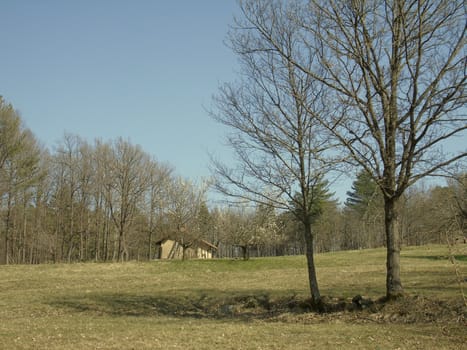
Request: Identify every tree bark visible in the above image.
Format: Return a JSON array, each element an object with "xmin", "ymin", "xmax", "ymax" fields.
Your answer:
[
  {"xmin": 303, "ymin": 219, "xmax": 320, "ymax": 305},
  {"xmin": 384, "ymin": 196, "xmax": 403, "ymax": 299}
]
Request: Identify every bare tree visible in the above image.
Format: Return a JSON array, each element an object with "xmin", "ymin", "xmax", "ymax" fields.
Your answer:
[
  {"xmin": 52, "ymin": 134, "xmax": 85, "ymax": 262},
  {"xmin": 30, "ymin": 150, "xmax": 53, "ymax": 264},
  {"xmin": 211, "ymin": 1, "xmax": 340, "ymax": 305},
  {"xmin": 218, "ymin": 205, "xmax": 257, "ymax": 260},
  {"xmin": 235, "ymin": 0, "xmax": 466, "ymax": 299},
  {"xmin": 145, "ymin": 159, "xmax": 173, "ymax": 259},
  {"xmin": 166, "ymin": 177, "xmax": 207, "ymax": 260},
  {"xmin": 104, "ymin": 138, "xmax": 152, "ymax": 262}
]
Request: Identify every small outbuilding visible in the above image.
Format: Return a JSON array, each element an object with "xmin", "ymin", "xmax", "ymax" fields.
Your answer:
[{"xmin": 155, "ymin": 238, "xmax": 217, "ymax": 260}]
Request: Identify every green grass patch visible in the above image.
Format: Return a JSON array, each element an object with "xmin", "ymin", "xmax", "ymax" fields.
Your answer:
[{"xmin": 0, "ymin": 244, "xmax": 466, "ymax": 349}]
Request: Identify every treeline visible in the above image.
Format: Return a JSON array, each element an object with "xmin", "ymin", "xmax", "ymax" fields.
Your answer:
[
  {"xmin": 215, "ymin": 172, "xmax": 466, "ymax": 259},
  {"xmin": 312, "ymin": 172, "xmax": 467, "ymax": 253},
  {"xmin": 0, "ymin": 97, "xmax": 465, "ymax": 264}
]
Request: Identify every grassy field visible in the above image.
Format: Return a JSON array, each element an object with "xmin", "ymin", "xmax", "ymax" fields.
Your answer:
[{"xmin": 0, "ymin": 244, "xmax": 466, "ymax": 349}]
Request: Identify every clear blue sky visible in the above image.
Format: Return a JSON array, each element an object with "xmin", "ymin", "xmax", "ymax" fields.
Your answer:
[
  {"xmin": 5, "ymin": 1, "xmax": 457, "ymax": 204},
  {"xmin": 1, "ymin": 0, "xmax": 239, "ymax": 183}
]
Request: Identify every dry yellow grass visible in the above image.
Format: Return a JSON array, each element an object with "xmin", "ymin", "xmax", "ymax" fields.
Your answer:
[{"xmin": 0, "ymin": 244, "xmax": 466, "ymax": 349}]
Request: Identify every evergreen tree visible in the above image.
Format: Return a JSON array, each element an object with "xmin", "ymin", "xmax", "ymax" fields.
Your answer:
[
  {"xmin": 292, "ymin": 177, "xmax": 334, "ymax": 224},
  {"xmin": 345, "ymin": 171, "xmax": 383, "ymax": 218}
]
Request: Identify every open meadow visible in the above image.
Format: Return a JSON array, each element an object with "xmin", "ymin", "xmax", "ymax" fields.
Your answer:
[{"xmin": 1, "ymin": 244, "xmax": 466, "ymax": 349}]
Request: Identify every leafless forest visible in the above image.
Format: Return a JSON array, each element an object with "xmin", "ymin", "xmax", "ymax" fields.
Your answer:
[{"xmin": 0, "ymin": 96, "xmax": 465, "ymax": 265}]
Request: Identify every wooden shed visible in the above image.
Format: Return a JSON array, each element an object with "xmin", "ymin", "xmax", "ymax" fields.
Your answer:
[{"xmin": 155, "ymin": 238, "xmax": 217, "ymax": 260}]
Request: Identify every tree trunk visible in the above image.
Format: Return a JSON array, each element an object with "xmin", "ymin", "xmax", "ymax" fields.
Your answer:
[
  {"xmin": 94, "ymin": 214, "xmax": 100, "ymax": 262},
  {"xmin": 69, "ymin": 198, "xmax": 74, "ymax": 262},
  {"xmin": 1, "ymin": 228, "xmax": 7, "ymax": 265},
  {"xmin": 22, "ymin": 205, "xmax": 27, "ymax": 264},
  {"xmin": 303, "ymin": 219, "xmax": 321, "ymax": 305},
  {"xmin": 1, "ymin": 193, "xmax": 13, "ymax": 265},
  {"xmin": 182, "ymin": 245, "xmax": 188, "ymax": 260},
  {"xmin": 147, "ymin": 229, "xmax": 153, "ymax": 260},
  {"xmin": 103, "ymin": 213, "xmax": 109, "ymax": 261},
  {"xmin": 384, "ymin": 196, "xmax": 404, "ymax": 299},
  {"xmin": 240, "ymin": 245, "xmax": 249, "ymax": 260},
  {"xmin": 79, "ymin": 212, "xmax": 84, "ymax": 262},
  {"xmin": 117, "ymin": 228, "xmax": 124, "ymax": 262}
]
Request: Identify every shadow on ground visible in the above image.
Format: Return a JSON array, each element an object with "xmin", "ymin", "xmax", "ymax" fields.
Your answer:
[
  {"xmin": 404, "ymin": 255, "xmax": 467, "ymax": 262},
  {"xmin": 47, "ymin": 289, "xmax": 466, "ymax": 325},
  {"xmin": 48, "ymin": 290, "xmax": 284, "ymax": 321}
]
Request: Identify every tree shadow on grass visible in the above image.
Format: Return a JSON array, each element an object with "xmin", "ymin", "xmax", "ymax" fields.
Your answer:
[
  {"xmin": 47, "ymin": 289, "xmax": 288, "ymax": 321},
  {"xmin": 47, "ymin": 289, "xmax": 466, "ymax": 325},
  {"xmin": 404, "ymin": 255, "xmax": 467, "ymax": 262}
]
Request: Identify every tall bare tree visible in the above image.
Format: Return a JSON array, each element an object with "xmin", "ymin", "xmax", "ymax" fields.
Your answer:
[
  {"xmin": 30, "ymin": 150, "xmax": 52, "ymax": 264},
  {"xmin": 104, "ymin": 138, "xmax": 152, "ymax": 261},
  {"xmin": 52, "ymin": 134, "xmax": 84, "ymax": 262},
  {"xmin": 166, "ymin": 177, "xmax": 207, "ymax": 260},
  {"xmin": 145, "ymin": 159, "xmax": 173, "ymax": 259},
  {"xmin": 211, "ymin": 1, "xmax": 340, "ymax": 304},
  {"xmin": 235, "ymin": 0, "xmax": 466, "ymax": 299},
  {"xmin": 91, "ymin": 140, "xmax": 114, "ymax": 261}
]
